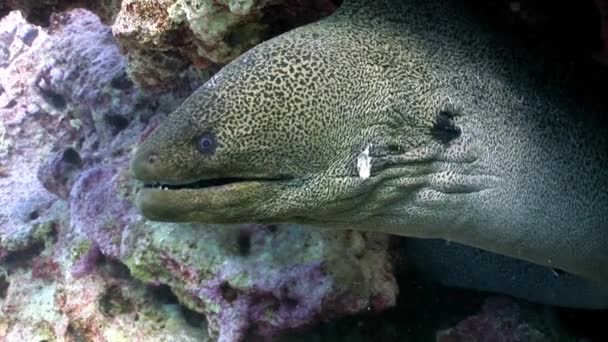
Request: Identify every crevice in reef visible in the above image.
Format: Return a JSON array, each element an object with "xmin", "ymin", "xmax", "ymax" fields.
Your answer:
[
  {"xmin": 66, "ymin": 324, "xmax": 88, "ymax": 342},
  {"xmin": 0, "ymin": 273, "xmax": 9, "ymax": 299},
  {"xmin": 98, "ymin": 256, "xmax": 132, "ymax": 279},
  {"xmin": 237, "ymin": 229, "xmax": 252, "ymax": 256},
  {"xmin": 220, "ymin": 281, "xmax": 239, "ymax": 302},
  {"xmin": 99, "ymin": 284, "xmax": 135, "ymax": 317},
  {"xmin": 148, "ymin": 284, "xmax": 179, "ymax": 305},
  {"xmin": 181, "ymin": 305, "xmax": 206, "ymax": 329},
  {"xmin": 557, "ymin": 307, "xmax": 608, "ymax": 341},
  {"xmin": 147, "ymin": 283, "xmax": 206, "ymax": 329},
  {"xmin": 2, "ymin": 241, "xmax": 46, "ymax": 272}
]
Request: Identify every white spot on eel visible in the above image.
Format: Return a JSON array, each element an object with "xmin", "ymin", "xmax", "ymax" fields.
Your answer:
[{"xmin": 357, "ymin": 144, "xmax": 372, "ymax": 180}]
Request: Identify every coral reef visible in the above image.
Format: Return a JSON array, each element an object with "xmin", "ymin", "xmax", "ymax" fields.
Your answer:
[
  {"xmin": 0, "ymin": 10, "xmax": 57, "ymax": 261},
  {"xmin": 111, "ymin": 0, "xmax": 336, "ymax": 89},
  {"xmin": 1, "ymin": 0, "xmax": 120, "ymax": 26},
  {"xmin": 0, "ymin": 0, "xmax": 337, "ymax": 90},
  {"xmin": 122, "ymin": 223, "xmax": 396, "ymax": 341},
  {"xmin": 2, "ymin": 258, "xmax": 211, "ymax": 340},
  {"xmin": 0, "ymin": 9, "xmax": 210, "ymax": 340},
  {"xmin": 436, "ymin": 297, "xmax": 546, "ymax": 342}
]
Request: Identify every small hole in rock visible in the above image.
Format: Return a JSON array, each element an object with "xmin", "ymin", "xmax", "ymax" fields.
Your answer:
[
  {"xmin": 237, "ymin": 230, "xmax": 251, "ymax": 256},
  {"xmin": 149, "ymin": 284, "xmax": 179, "ymax": 305},
  {"xmin": 29, "ymin": 210, "xmax": 39, "ymax": 220},
  {"xmin": 4, "ymin": 99, "xmax": 16, "ymax": 109},
  {"xmin": 99, "ymin": 257, "xmax": 132, "ymax": 279},
  {"xmin": 4, "ymin": 241, "xmax": 45, "ymax": 269},
  {"xmin": 285, "ymin": 298, "xmax": 299, "ymax": 308},
  {"xmin": 0, "ymin": 275, "xmax": 9, "ymax": 299},
  {"xmin": 182, "ymin": 306, "xmax": 206, "ymax": 328},
  {"xmin": 104, "ymin": 113, "xmax": 130, "ymax": 133},
  {"xmin": 110, "ymin": 73, "xmax": 134, "ymax": 90},
  {"xmin": 220, "ymin": 282, "xmax": 238, "ymax": 302},
  {"xmin": 39, "ymin": 89, "xmax": 67, "ymax": 110},
  {"xmin": 62, "ymin": 148, "xmax": 81, "ymax": 165}
]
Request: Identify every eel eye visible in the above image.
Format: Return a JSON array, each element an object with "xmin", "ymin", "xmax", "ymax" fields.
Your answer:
[{"xmin": 196, "ymin": 132, "xmax": 217, "ymax": 155}]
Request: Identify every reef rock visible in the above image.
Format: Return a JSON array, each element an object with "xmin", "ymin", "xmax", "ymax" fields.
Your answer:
[
  {"xmin": 2, "ymin": 253, "xmax": 211, "ymax": 341},
  {"xmin": 0, "ymin": 0, "xmax": 120, "ymax": 26},
  {"xmin": 0, "ymin": 9, "xmax": 209, "ymax": 341},
  {"xmin": 122, "ymin": 222, "xmax": 396, "ymax": 341},
  {"xmin": 1, "ymin": 0, "xmax": 337, "ymax": 90},
  {"xmin": 0, "ymin": 10, "xmax": 57, "ymax": 261},
  {"xmin": 436, "ymin": 297, "xmax": 546, "ymax": 342},
  {"xmin": 111, "ymin": 0, "xmax": 336, "ymax": 89}
]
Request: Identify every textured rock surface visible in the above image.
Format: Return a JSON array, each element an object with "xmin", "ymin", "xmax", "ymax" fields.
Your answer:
[
  {"xmin": 0, "ymin": 10, "xmax": 57, "ymax": 259},
  {"xmin": 122, "ymin": 222, "xmax": 396, "ymax": 341},
  {"xmin": 1, "ymin": 0, "xmax": 120, "ymax": 26},
  {"xmin": 111, "ymin": 0, "xmax": 337, "ymax": 89},
  {"xmin": 436, "ymin": 297, "xmax": 546, "ymax": 342},
  {"xmin": 1, "ymin": 0, "xmax": 337, "ymax": 90},
  {"xmin": 1, "ymin": 258, "xmax": 210, "ymax": 341},
  {"xmin": 0, "ymin": 9, "xmax": 210, "ymax": 341}
]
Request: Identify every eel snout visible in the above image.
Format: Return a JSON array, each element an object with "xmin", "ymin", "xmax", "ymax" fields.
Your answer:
[{"xmin": 130, "ymin": 148, "xmax": 163, "ymax": 183}]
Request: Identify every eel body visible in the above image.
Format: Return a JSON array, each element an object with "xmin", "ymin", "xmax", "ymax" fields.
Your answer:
[{"xmin": 131, "ymin": 0, "xmax": 608, "ymax": 306}]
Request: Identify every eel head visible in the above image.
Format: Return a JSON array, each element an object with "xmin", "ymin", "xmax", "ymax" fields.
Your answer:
[{"xmin": 131, "ymin": 20, "xmax": 456, "ymax": 230}]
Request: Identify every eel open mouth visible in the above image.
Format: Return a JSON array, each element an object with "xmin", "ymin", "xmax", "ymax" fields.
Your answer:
[
  {"xmin": 144, "ymin": 177, "xmax": 256, "ymax": 190},
  {"xmin": 143, "ymin": 176, "xmax": 292, "ymax": 191}
]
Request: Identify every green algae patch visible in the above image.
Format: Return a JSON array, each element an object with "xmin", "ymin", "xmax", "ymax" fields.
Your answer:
[{"xmin": 70, "ymin": 239, "xmax": 93, "ymax": 262}]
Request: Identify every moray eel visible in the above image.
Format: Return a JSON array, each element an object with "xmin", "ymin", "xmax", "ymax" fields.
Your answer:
[{"xmin": 131, "ymin": 0, "xmax": 608, "ymax": 304}]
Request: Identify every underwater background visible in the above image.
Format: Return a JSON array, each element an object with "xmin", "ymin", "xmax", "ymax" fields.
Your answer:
[{"xmin": 0, "ymin": 0, "xmax": 607, "ymax": 341}]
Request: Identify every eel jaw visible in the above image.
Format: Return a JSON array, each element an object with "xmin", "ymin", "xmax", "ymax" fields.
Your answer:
[
  {"xmin": 142, "ymin": 177, "xmax": 266, "ymax": 191},
  {"xmin": 135, "ymin": 177, "xmax": 288, "ymax": 223}
]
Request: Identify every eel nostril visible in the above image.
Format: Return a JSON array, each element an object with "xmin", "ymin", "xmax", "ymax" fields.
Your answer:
[{"xmin": 147, "ymin": 153, "xmax": 158, "ymax": 165}]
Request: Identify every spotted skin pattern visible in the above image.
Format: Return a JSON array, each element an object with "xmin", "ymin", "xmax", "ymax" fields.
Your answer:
[{"xmin": 132, "ymin": 0, "xmax": 608, "ymax": 293}]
